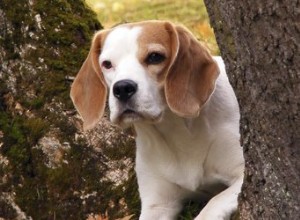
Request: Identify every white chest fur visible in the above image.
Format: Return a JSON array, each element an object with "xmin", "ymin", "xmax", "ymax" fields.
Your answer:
[{"xmin": 134, "ymin": 109, "xmax": 217, "ymax": 192}]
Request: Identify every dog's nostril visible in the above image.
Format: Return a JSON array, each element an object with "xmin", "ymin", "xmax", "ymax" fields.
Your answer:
[
  {"xmin": 125, "ymin": 84, "xmax": 136, "ymax": 95},
  {"xmin": 114, "ymin": 87, "xmax": 121, "ymax": 96},
  {"xmin": 113, "ymin": 80, "xmax": 138, "ymax": 102}
]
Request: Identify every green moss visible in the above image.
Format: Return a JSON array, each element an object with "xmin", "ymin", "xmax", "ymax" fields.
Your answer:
[
  {"xmin": 23, "ymin": 97, "xmax": 45, "ymax": 110},
  {"xmin": 49, "ymin": 60, "xmax": 67, "ymax": 71},
  {"xmin": 0, "ymin": 115, "xmax": 48, "ymax": 176},
  {"xmin": 47, "ymin": 166, "xmax": 75, "ymax": 193},
  {"xmin": 24, "ymin": 118, "xmax": 49, "ymax": 143},
  {"xmin": 15, "ymin": 179, "xmax": 49, "ymax": 219}
]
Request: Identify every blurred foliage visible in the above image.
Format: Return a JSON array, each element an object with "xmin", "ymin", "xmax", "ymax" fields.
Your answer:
[{"xmin": 86, "ymin": 0, "xmax": 219, "ymax": 54}]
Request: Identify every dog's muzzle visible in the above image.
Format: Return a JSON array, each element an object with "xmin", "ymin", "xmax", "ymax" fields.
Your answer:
[{"xmin": 111, "ymin": 79, "xmax": 162, "ymax": 125}]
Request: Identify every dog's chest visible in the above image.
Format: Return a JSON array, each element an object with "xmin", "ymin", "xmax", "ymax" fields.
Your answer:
[
  {"xmin": 135, "ymin": 113, "xmax": 213, "ymax": 191},
  {"xmin": 160, "ymin": 149, "xmax": 206, "ymax": 191}
]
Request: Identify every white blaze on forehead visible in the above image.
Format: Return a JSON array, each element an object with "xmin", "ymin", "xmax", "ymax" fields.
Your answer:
[
  {"xmin": 99, "ymin": 26, "xmax": 143, "ymax": 87},
  {"xmin": 100, "ymin": 26, "xmax": 142, "ymax": 66}
]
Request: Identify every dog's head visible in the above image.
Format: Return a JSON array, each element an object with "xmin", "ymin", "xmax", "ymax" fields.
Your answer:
[{"xmin": 70, "ymin": 21, "xmax": 219, "ymax": 130}]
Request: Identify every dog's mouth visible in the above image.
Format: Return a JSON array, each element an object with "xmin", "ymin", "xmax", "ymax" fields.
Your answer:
[
  {"xmin": 122, "ymin": 109, "xmax": 138, "ymax": 116},
  {"xmin": 118, "ymin": 108, "xmax": 143, "ymax": 124},
  {"xmin": 113, "ymin": 108, "xmax": 163, "ymax": 126}
]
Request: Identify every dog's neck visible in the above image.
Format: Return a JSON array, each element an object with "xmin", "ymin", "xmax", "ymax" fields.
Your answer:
[
  {"xmin": 133, "ymin": 108, "xmax": 212, "ymax": 152},
  {"xmin": 135, "ymin": 109, "xmax": 194, "ymax": 135}
]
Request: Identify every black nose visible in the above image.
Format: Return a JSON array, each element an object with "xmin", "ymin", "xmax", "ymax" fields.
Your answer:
[{"xmin": 113, "ymin": 80, "xmax": 138, "ymax": 102}]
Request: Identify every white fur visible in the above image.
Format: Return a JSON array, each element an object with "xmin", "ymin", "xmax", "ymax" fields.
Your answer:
[{"xmin": 100, "ymin": 26, "xmax": 244, "ymax": 220}]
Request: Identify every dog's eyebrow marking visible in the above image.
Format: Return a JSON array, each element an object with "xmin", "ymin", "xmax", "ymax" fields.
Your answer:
[{"xmin": 147, "ymin": 43, "xmax": 167, "ymax": 54}]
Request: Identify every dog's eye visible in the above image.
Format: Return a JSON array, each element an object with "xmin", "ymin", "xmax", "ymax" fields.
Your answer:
[
  {"xmin": 145, "ymin": 52, "xmax": 166, "ymax": 65},
  {"xmin": 102, "ymin": 60, "xmax": 113, "ymax": 69}
]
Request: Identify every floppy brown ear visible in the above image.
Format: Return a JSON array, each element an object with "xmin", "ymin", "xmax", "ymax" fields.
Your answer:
[
  {"xmin": 165, "ymin": 24, "xmax": 219, "ymax": 118},
  {"xmin": 70, "ymin": 31, "xmax": 108, "ymax": 130}
]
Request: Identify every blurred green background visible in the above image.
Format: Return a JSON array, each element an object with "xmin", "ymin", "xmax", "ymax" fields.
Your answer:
[{"xmin": 85, "ymin": 0, "xmax": 218, "ymax": 54}]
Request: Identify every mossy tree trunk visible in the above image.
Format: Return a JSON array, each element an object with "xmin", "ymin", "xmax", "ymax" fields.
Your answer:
[
  {"xmin": 0, "ymin": 1, "xmax": 137, "ymax": 219},
  {"xmin": 204, "ymin": 0, "xmax": 300, "ymax": 219}
]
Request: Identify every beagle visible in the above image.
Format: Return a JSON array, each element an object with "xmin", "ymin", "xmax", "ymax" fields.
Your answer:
[{"xmin": 71, "ymin": 20, "xmax": 244, "ymax": 220}]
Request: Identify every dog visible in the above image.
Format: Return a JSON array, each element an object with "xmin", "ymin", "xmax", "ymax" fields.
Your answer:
[{"xmin": 70, "ymin": 20, "xmax": 244, "ymax": 220}]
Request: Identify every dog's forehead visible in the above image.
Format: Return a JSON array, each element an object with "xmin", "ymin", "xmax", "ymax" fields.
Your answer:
[
  {"xmin": 102, "ymin": 21, "xmax": 171, "ymax": 52},
  {"xmin": 102, "ymin": 25, "xmax": 141, "ymax": 53}
]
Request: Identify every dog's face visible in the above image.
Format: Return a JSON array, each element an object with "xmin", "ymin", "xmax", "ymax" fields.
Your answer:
[
  {"xmin": 71, "ymin": 21, "xmax": 219, "ymax": 130},
  {"xmin": 99, "ymin": 24, "xmax": 171, "ymax": 125}
]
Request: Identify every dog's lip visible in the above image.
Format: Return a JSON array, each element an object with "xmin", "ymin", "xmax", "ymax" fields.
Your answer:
[
  {"xmin": 114, "ymin": 108, "xmax": 143, "ymax": 125},
  {"xmin": 121, "ymin": 108, "xmax": 163, "ymax": 122},
  {"xmin": 119, "ymin": 108, "xmax": 143, "ymax": 119},
  {"xmin": 122, "ymin": 109, "xmax": 137, "ymax": 115},
  {"xmin": 113, "ymin": 108, "xmax": 163, "ymax": 126}
]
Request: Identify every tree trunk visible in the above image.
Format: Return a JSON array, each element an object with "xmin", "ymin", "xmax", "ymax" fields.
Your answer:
[
  {"xmin": 0, "ymin": 1, "xmax": 137, "ymax": 219},
  {"xmin": 204, "ymin": 0, "xmax": 300, "ymax": 219}
]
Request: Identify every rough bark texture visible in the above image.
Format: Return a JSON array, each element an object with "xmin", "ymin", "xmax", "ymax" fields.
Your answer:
[
  {"xmin": 204, "ymin": 0, "xmax": 300, "ymax": 219},
  {"xmin": 0, "ymin": 1, "xmax": 137, "ymax": 219}
]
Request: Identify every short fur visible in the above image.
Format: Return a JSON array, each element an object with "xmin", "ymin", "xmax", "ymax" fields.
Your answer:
[{"xmin": 71, "ymin": 20, "xmax": 244, "ymax": 220}]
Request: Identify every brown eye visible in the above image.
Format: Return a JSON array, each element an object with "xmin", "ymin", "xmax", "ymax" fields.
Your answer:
[
  {"xmin": 102, "ymin": 60, "xmax": 112, "ymax": 69},
  {"xmin": 145, "ymin": 52, "xmax": 166, "ymax": 65}
]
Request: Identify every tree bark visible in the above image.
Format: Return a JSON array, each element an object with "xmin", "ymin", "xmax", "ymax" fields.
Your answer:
[
  {"xmin": 204, "ymin": 0, "xmax": 300, "ymax": 219},
  {"xmin": 0, "ymin": 1, "xmax": 136, "ymax": 219}
]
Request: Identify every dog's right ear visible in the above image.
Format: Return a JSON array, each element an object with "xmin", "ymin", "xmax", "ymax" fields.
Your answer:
[{"xmin": 70, "ymin": 30, "xmax": 108, "ymax": 131}]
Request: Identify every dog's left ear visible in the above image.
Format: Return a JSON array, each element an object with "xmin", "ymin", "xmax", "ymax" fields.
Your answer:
[
  {"xmin": 164, "ymin": 23, "xmax": 219, "ymax": 118},
  {"xmin": 70, "ymin": 30, "xmax": 108, "ymax": 130}
]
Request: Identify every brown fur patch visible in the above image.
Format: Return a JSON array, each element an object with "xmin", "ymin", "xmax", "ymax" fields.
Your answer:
[
  {"xmin": 70, "ymin": 30, "xmax": 110, "ymax": 130},
  {"xmin": 125, "ymin": 21, "xmax": 177, "ymax": 83}
]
